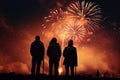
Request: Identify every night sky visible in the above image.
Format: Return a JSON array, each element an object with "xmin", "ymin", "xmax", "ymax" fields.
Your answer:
[
  {"xmin": 0, "ymin": 0, "xmax": 120, "ymax": 26},
  {"xmin": 0, "ymin": 0, "xmax": 120, "ymax": 74}
]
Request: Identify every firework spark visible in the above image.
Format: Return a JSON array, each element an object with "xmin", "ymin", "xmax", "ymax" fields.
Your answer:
[{"xmin": 66, "ymin": 0, "xmax": 102, "ymax": 31}]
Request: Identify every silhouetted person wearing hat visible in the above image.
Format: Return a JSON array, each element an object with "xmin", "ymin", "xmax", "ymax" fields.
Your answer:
[
  {"xmin": 30, "ymin": 36, "xmax": 44, "ymax": 76},
  {"xmin": 63, "ymin": 40, "xmax": 77, "ymax": 76},
  {"xmin": 47, "ymin": 37, "xmax": 61, "ymax": 76}
]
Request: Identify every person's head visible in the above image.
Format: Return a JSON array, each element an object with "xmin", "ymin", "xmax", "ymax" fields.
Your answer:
[
  {"xmin": 50, "ymin": 37, "xmax": 57, "ymax": 44},
  {"xmin": 68, "ymin": 40, "xmax": 73, "ymax": 46},
  {"xmin": 35, "ymin": 35, "xmax": 40, "ymax": 41}
]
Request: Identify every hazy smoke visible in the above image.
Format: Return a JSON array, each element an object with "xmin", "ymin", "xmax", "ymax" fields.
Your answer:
[{"xmin": 0, "ymin": 20, "xmax": 120, "ymax": 75}]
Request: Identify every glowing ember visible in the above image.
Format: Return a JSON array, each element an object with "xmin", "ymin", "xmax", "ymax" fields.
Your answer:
[{"xmin": 58, "ymin": 67, "xmax": 63, "ymax": 75}]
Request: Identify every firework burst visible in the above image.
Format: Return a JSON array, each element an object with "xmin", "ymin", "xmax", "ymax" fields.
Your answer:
[
  {"xmin": 63, "ymin": 22, "xmax": 87, "ymax": 42},
  {"xmin": 41, "ymin": 0, "xmax": 102, "ymax": 43},
  {"xmin": 66, "ymin": 0, "xmax": 102, "ymax": 31},
  {"xmin": 42, "ymin": 8, "xmax": 64, "ymax": 28}
]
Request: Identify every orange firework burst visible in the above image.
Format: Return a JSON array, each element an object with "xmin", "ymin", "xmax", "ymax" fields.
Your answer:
[
  {"xmin": 42, "ymin": 8, "xmax": 64, "ymax": 29},
  {"xmin": 63, "ymin": 21, "xmax": 87, "ymax": 42},
  {"xmin": 42, "ymin": 0, "xmax": 102, "ymax": 43},
  {"xmin": 66, "ymin": 0, "xmax": 102, "ymax": 31}
]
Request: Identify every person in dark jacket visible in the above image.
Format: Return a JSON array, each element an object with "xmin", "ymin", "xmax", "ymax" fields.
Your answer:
[
  {"xmin": 30, "ymin": 35, "xmax": 44, "ymax": 76},
  {"xmin": 63, "ymin": 40, "xmax": 77, "ymax": 76},
  {"xmin": 47, "ymin": 37, "xmax": 61, "ymax": 76}
]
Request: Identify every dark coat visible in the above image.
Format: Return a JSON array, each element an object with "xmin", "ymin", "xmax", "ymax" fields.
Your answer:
[
  {"xmin": 30, "ymin": 40, "xmax": 44, "ymax": 60},
  {"xmin": 47, "ymin": 43, "xmax": 61, "ymax": 63},
  {"xmin": 63, "ymin": 46, "xmax": 77, "ymax": 66}
]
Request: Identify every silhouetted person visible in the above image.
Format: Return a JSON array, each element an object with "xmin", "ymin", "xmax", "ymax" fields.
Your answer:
[
  {"xmin": 30, "ymin": 35, "xmax": 44, "ymax": 76},
  {"xmin": 63, "ymin": 40, "xmax": 77, "ymax": 76},
  {"xmin": 47, "ymin": 37, "xmax": 61, "ymax": 76}
]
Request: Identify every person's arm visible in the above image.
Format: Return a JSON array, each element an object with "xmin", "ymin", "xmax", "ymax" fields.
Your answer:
[
  {"xmin": 42, "ymin": 43, "xmax": 45, "ymax": 60},
  {"xmin": 74, "ymin": 47, "xmax": 78, "ymax": 66},
  {"xmin": 63, "ymin": 47, "xmax": 67, "ymax": 57},
  {"xmin": 47, "ymin": 46, "xmax": 50, "ymax": 57},
  {"xmin": 58, "ymin": 44, "xmax": 61, "ymax": 57}
]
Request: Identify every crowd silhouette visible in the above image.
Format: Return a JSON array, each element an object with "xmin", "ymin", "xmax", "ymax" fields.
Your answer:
[
  {"xmin": 30, "ymin": 35, "xmax": 77, "ymax": 76},
  {"xmin": 0, "ymin": 35, "xmax": 118, "ymax": 80}
]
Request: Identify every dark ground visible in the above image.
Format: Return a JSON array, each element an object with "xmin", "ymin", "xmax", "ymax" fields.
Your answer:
[{"xmin": 0, "ymin": 73, "xmax": 119, "ymax": 80}]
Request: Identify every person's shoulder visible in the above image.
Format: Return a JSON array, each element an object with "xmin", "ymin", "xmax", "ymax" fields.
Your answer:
[
  {"xmin": 56, "ymin": 43, "xmax": 60, "ymax": 46},
  {"xmin": 73, "ymin": 46, "xmax": 76, "ymax": 48},
  {"xmin": 65, "ymin": 46, "xmax": 68, "ymax": 49},
  {"xmin": 73, "ymin": 46, "xmax": 76, "ymax": 49},
  {"xmin": 31, "ymin": 41, "xmax": 35, "ymax": 44},
  {"xmin": 65, "ymin": 46, "xmax": 68, "ymax": 48},
  {"xmin": 39, "ymin": 41, "xmax": 43, "ymax": 44}
]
